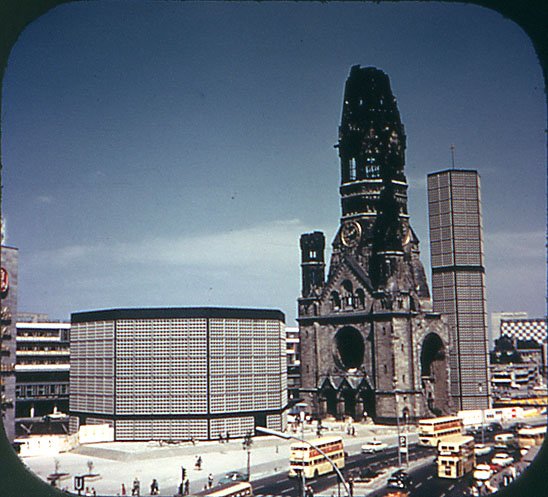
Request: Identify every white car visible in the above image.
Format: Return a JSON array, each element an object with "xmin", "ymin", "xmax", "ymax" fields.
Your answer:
[
  {"xmin": 474, "ymin": 444, "xmax": 493, "ymax": 456},
  {"xmin": 494, "ymin": 433, "xmax": 515, "ymax": 444},
  {"xmin": 491, "ymin": 452, "xmax": 513, "ymax": 467},
  {"xmin": 361, "ymin": 440, "xmax": 388, "ymax": 453},
  {"xmin": 473, "ymin": 464, "xmax": 493, "ymax": 481}
]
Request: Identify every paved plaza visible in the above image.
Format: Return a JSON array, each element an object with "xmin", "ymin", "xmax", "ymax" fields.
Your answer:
[{"xmin": 19, "ymin": 421, "xmax": 405, "ymax": 496}]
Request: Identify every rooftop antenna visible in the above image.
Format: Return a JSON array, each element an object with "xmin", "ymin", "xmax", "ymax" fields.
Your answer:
[{"xmin": 450, "ymin": 144, "xmax": 456, "ymax": 169}]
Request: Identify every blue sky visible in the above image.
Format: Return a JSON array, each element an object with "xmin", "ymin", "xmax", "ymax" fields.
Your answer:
[{"xmin": 1, "ymin": 1, "xmax": 545, "ymax": 326}]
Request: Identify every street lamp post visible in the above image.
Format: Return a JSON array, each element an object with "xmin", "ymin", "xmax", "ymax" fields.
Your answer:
[
  {"xmin": 479, "ymin": 384, "xmax": 485, "ymax": 445},
  {"xmin": 242, "ymin": 431, "xmax": 253, "ymax": 480},
  {"xmin": 395, "ymin": 391, "xmax": 402, "ymax": 468},
  {"xmin": 393, "ymin": 376, "xmax": 402, "ymax": 468},
  {"xmin": 255, "ymin": 426, "xmax": 351, "ymax": 497}
]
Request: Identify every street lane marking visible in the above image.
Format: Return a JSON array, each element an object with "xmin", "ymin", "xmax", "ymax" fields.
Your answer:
[
  {"xmin": 416, "ymin": 482, "xmax": 422, "ymax": 488},
  {"xmin": 449, "ymin": 484, "xmax": 455, "ymax": 491},
  {"xmin": 427, "ymin": 475, "xmax": 433, "ymax": 480},
  {"xmin": 281, "ymin": 489, "xmax": 292, "ymax": 494}
]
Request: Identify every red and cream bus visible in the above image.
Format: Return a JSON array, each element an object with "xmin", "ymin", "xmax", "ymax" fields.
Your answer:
[
  {"xmin": 418, "ymin": 416, "xmax": 464, "ymax": 447},
  {"xmin": 517, "ymin": 425, "xmax": 546, "ymax": 449},
  {"xmin": 289, "ymin": 435, "xmax": 345, "ymax": 479},
  {"xmin": 191, "ymin": 482, "xmax": 253, "ymax": 497}
]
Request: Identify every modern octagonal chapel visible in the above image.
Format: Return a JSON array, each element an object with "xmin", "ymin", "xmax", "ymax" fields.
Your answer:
[{"xmin": 298, "ymin": 66, "xmax": 452, "ymax": 424}]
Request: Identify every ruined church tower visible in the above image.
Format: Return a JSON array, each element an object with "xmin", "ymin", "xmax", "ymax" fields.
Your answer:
[{"xmin": 298, "ymin": 66, "xmax": 451, "ymax": 423}]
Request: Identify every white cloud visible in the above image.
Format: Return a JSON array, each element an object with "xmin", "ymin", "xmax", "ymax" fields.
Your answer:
[
  {"xmin": 485, "ymin": 230, "xmax": 545, "ymax": 262},
  {"xmin": 32, "ymin": 219, "xmax": 314, "ymax": 272},
  {"xmin": 36, "ymin": 195, "xmax": 53, "ymax": 204}
]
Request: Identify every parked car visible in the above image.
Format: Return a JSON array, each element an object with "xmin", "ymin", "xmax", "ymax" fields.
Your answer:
[
  {"xmin": 494, "ymin": 433, "xmax": 515, "ymax": 444},
  {"xmin": 489, "ymin": 463, "xmax": 503, "ymax": 473},
  {"xmin": 387, "ymin": 477, "xmax": 408, "ymax": 490},
  {"xmin": 390, "ymin": 470, "xmax": 412, "ymax": 487},
  {"xmin": 473, "ymin": 464, "xmax": 494, "ymax": 481},
  {"xmin": 487, "ymin": 422, "xmax": 503, "ymax": 433},
  {"xmin": 361, "ymin": 440, "xmax": 388, "ymax": 453},
  {"xmin": 491, "ymin": 452, "xmax": 513, "ymax": 467},
  {"xmin": 509, "ymin": 422, "xmax": 531, "ymax": 433},
  {"xmin": 474, "ymin": 444, "xmax": 493, "ymax": 456},
  {"xmin": 218, "ymin": 471, "xmax": 248, "ymax": 485}
]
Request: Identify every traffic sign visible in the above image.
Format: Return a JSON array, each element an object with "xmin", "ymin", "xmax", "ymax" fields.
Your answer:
[
  {"xmin": 74, "ymin": 476, "xmax": 85, "ymax": 492},
  {"xmin": 398, "ymin": 434, "xmax": 408, "ymax": 453}
]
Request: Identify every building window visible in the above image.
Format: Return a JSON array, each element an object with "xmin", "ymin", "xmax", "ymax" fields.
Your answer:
[{"xmin": 349, "ymin": 158, "xmax": 357, "ymax": 180}]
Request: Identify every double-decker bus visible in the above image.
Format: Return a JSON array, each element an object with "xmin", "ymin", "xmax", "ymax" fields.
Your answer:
[
  {"xmin": 517, "ymin": 425, "xmax": 546, "ymax": 449},
  {"xmin": 288, "ymin": 435, "xmax": 345, "ymax": 479},
  {"xmin": 191, "ymin": 482, "xmax": 253, "ymax": 497},
  {"xmin": 436, "ymin": 435, "xmax": 476, "ymax": 479},
  {"xmin": 418, "ymin": 416, "xmax": 464, "ymax": 447}
]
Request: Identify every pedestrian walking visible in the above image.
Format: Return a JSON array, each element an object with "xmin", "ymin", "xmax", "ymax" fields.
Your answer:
[
  {"xmin": 121, "ymin": 483, "xmax": 127, "ymax": 496},
  {"xmin": 132, "ymin": 477, "xmax": 140, "ymax": 497},
  {"xmin": 195, "ymin": 456, "xmax": 202, "ymax": 470},
  {"xmin": 184, "ymin": 479, "xmax": 190, "ymax": 496},
  {"xmin": 91, "ymin": 488, "xmax": 97, "ymax": 497},
  {"xmin": 207, "ymin": 474, "xmax": 213, "ymax": 488},
  {"xmin": 150, "ymin": 479, "xmax": 159, "ymax": 495}
]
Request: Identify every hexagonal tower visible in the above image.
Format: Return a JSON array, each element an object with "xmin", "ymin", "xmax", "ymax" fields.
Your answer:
[{"xmin": 298, "ymin": 66, "xmax": 451, "ymax": 423}]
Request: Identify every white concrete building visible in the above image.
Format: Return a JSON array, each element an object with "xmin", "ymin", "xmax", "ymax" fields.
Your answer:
[{"xmin": 70, "ymin": 307, "xmax": 288, "ymax": 441}]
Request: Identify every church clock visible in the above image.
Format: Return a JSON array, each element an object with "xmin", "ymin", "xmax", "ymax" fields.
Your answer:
[{"xmin": 341, "ymin": 221, "xmax": 362, "ymax": 247}]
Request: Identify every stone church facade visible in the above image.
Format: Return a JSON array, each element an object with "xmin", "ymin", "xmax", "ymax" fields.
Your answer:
[{"xmin": 298, "ymin": 66, "xmax": 451, "ymax": 424}]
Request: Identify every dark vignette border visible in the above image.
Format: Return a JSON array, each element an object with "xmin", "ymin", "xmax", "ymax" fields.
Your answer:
[{"xmin": 0, "ymin": 1, "xmax": 546, "ymax": 497}]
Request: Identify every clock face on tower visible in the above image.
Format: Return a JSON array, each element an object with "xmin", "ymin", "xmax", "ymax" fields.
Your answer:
[{"xmin": 341, "ymin": 221, "xmax": 362, "ymax": 247}]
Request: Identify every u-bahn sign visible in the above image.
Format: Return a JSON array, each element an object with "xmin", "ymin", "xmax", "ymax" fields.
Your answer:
[{"xmin": 74, "ymin": 476, "xmax": 84, "ymax": 492}]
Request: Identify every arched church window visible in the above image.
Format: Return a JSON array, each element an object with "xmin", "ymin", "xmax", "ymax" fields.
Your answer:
[
  {"xmin": 356, "ymin": 288, "xmax": 366, "ymax": 308},
  {"xmin": 341, "ymin": 280, "xmax": 353, "ymax": 308},
  {"xmin": 330, "ymin": 291, "xmax": 341, "ymax": 311}
]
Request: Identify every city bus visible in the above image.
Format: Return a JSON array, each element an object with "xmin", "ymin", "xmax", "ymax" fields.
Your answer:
[
  {"xmin": 517, "ymin": 425, "xmax": 546, "ymax": 449},
  {"xmin": 418, "ymin": 416, "xmax": 464, "ymax": 447},
  {"xmin": 288, "ymin": 435, "xmax": 345, "ymax": 479},
  {"xmin": 191, "ymin": 482, "xmax": 253, "ymax": 497},
  {"xmin": 436, "ymin": 435, "xmax": 476, "ymax": 479}
]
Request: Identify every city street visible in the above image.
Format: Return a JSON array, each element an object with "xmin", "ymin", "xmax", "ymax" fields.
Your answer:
[{"xmin": 17, "ymin": 416, "xmax": 546, "ymax": 496}]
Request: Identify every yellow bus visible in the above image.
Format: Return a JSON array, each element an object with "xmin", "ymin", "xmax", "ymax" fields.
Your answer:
[
  {"xmin": 191, "ymin": 482, "xmax": 253, "ymax": 497},
  {"xmin": 288, "ymin": 435, "xmax": 345, "ymax": 479},
  {"xmin": 517, "ymin": 425, "xmax": 546, "ymax": 449},
  {"xmin": 436, "ymin": 435, "xmax": 475, "ymax": 479},
  {"xmin": 418, "ymin": 416, "xmax": 464, "ymax": 447}
]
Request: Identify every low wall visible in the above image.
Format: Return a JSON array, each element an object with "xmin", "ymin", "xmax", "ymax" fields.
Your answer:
[{"xmin": 16, "ymin": 423, "xmax": 114, "ymax": 457}]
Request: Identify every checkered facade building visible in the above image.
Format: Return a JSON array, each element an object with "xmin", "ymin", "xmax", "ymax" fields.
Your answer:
[
  {"xmin": 69, "ymin": 307, "xmax": 288, "ymax": 441},
  {"xmin": 500, "ymin": 318, "xmax": 547, "ymax": 345}
]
